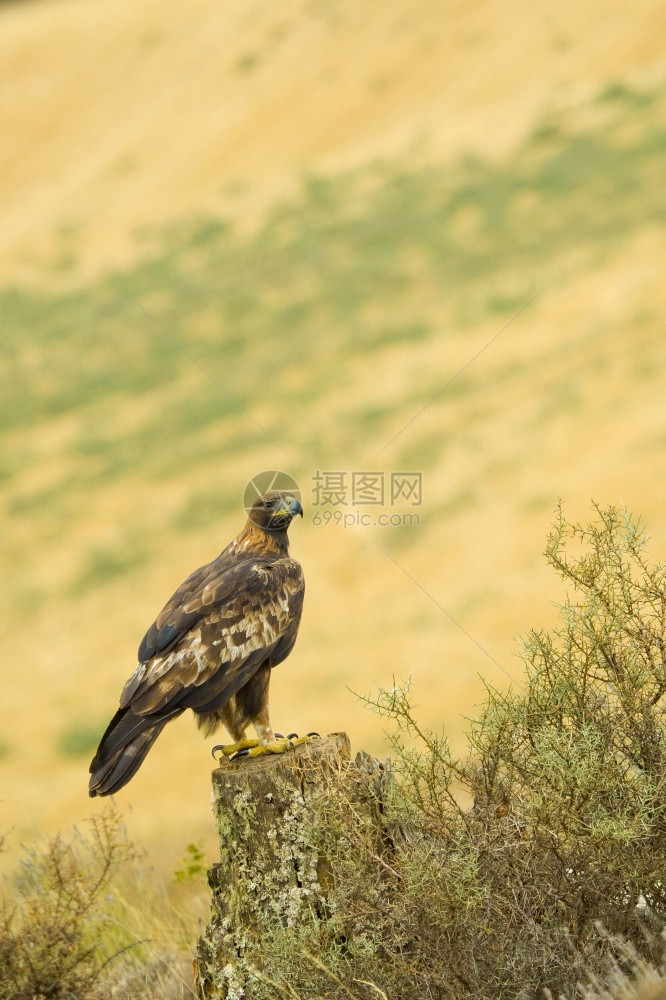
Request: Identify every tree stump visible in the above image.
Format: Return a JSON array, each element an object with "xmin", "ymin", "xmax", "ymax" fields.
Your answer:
[{"xmin": 194, "ymin": 733, "xmax": 392, "ymax": 1000}]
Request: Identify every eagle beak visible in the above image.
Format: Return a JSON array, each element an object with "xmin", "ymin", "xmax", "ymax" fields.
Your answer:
[{"xmin": 287, "ymin": 496, "xmax": 303, "ymax": 518}]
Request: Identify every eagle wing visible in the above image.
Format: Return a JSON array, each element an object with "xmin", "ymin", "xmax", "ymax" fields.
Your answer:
[
  {"xmin": 136, "ymin": 557, "xmax": 248, "ymax": 663},
  {"xmin": 120, "ymin": 554, "xmax": 305, "ymax": 718}
]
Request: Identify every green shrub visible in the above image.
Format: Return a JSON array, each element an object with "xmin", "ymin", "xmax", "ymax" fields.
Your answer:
[{"xmin": 239, "ymin": 503, "xmax": 666, "ymax": 998}]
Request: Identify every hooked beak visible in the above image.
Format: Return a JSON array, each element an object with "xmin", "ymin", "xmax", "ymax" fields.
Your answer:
[{"xmin": 286, "ymin": 495, "xmax": 304, "ymax": 518}]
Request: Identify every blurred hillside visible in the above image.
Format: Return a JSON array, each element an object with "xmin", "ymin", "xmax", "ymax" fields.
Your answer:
[
  {"xmin": 1, "ymin": 0, "xmax": 664, "ymax": 283},
  {"xmin": 1, "ymin": 0, "xmax": 665, "ymax": 875}
]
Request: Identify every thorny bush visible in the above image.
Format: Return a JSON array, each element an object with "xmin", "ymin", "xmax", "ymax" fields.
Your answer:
[
  {"xmin": 0, "ymin": 809, "xmax": 139, "ymax": 1000},
  {"xmin": 243, "ymin": 504, "xmax": 666, "ymax": 999}
]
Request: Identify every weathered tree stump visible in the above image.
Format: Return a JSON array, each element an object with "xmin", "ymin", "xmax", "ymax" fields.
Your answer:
[{"xmin": 194, "ymin": 733, "xmax": 392, "ymax": 1000}]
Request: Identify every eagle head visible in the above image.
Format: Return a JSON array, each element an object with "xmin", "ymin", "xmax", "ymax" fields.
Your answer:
[{"xmin": 248, "ymin": 490, "xmax": 303, "ymax": 532}]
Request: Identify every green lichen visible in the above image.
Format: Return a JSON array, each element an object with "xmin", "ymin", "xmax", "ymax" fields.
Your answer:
[{"xmin": 197, "ymin": 738, "xmax": 367, "ymax": 998}]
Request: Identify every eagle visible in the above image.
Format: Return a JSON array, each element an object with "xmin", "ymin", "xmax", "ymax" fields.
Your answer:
[{"xmin": 89, "ymin": 490, "xmax": 305, "ymax": 797}]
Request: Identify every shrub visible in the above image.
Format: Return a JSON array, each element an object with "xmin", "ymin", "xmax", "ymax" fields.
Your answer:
[
  {"xmin": 238, "ymin": 503, "xmax": 666, "ymax": 998},
  {"xmin": 0, "ymin": 809, "xmax": 140, "ymax": 1000},
  {"xmin": 0, "ymin": 809, "xmax": 204, "ymax": 1000}
]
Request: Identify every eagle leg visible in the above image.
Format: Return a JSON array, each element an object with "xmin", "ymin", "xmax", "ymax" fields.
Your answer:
[
  {"xmin": 229, "ymin": 733, "xmax": 317, "ymax": 760},
  {"xmin": 211, "ymin": 738, "xmax": 262, "ymax": 760}
]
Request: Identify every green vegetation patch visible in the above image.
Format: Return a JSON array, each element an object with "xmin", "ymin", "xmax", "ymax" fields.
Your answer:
[
  {"xmin": 57, "ymin": 721, "xmax": 108, "ymax": 759},
  {"xmin": 70, "ymin": 538, "xmax": 149, "ymax": 594}
]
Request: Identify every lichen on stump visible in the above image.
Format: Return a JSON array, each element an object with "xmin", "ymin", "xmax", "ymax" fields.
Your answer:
[{"xmin": 194, "ymin": 733, "xmax": 394, "ymax": 1000}]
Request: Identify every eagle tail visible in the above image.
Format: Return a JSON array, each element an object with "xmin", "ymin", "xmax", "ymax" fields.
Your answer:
[{"xmin": 88, "ymin": 706, "xmax": 171, "ymax": 797}]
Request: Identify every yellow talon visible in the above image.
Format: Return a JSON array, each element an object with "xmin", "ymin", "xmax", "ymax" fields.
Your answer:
[
  {"xmin": 212, "ymin": 738, "xmax": 261, "ymax": 759},
  {"xmin": 230, "ymin": 734, "xmax": 312, "ymax": 760}
]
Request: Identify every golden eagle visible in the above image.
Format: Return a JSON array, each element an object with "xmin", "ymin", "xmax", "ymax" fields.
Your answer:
[{"xmin": 89, "ymin": 490, "xmax": 305, "ymax": 797}]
